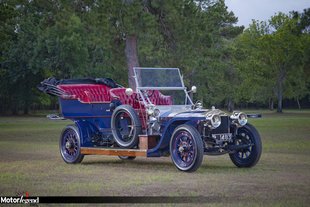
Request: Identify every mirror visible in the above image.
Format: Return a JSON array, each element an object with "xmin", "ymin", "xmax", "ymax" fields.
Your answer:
[
  {"xmin": 191, "ymin": 86, "xmax": 197, "ymax": 93},
  {"xmin": 125, "ymin": 88, "xmax": 133, "ymax": 96}
]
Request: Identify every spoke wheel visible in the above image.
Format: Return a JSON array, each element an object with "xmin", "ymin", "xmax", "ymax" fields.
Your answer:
[
  {"xmin": 111, "ymin": 105, "xmax": 141, "ymax": 148},
  {"xmin": 60, "ymin": 125, "xmax": 84, "ymax": 164},
  {"xmin": 229, "ymin": 123, "xmax": 262, "ymax": 168},
  {"xmin": 170, "ymin": 125, "xmax": 203, "ymax": 172}
]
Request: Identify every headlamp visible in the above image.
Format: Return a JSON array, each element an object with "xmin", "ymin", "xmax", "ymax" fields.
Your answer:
[
  {"xmin": 230, "ymin": 111, "xmax": 248, "ymax": 127},
  {"xmin": 205, "ymin": 113, "xmax": 221, "ymax": 129}
]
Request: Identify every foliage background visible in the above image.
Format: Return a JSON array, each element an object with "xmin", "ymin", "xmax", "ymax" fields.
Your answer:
[{"xmin": 0, "ymin": 0, "xmax": 309, "ymax": 114}]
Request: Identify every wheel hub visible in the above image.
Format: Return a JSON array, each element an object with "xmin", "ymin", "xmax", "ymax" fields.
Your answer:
[
  {"xmin": 65, "ymin": 141, "xmax": 73, "ymax": 150},
  {"xmin": 178, "ymin": 141, "xmax": 189, "ymax": 153},
  {"xmin": 178, "ymin": 146, "xmax": 184, "ymax": 153}
]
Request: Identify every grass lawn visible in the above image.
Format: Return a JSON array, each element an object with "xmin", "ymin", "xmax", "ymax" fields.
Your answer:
[{"xmin": 0, "ymin": 110, "xmax": 309, "ymax": 206}]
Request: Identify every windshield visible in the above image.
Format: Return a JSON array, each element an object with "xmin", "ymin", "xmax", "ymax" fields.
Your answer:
[
  {"xmin": 159, "ymin": 90, "xmax": 191, "ymax": 105},
  {"xmin": 134, "ymin": 68, "xmax": 184, "ymax": 89},
  {"xmin": 134, "ymin": 68, "xmax": 192, "ymax": 106}
]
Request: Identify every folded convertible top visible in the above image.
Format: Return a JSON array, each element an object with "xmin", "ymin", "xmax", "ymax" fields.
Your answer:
[{"xmin": 37, "ymin": 77, "xmax": 118, "ymax": 97}]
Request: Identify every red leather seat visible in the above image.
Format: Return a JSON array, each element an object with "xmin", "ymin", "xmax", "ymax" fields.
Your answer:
[
  {"xmin": 57, "ymin": 84, "xmax": 172, "ymax": 106},
  {"xmin": 58, "ymin": 84, "xmax": 111, "ymax": 103},
  {"xmin": 149, "ymin": 90, "xmax": 173, "ymax": 105},
  {"xmin": 109, "ymin": 88, "xmax": 141, "ymax": 109},
  {"xmin": 110, "ymin": 89, "xmax": 172, "ymax": 107}
]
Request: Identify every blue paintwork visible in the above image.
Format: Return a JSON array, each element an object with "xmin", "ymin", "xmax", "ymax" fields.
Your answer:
[
  {"xmin": 147, "ymin": 117, "xmax": 202, "ymax": 157},
  {"xmin": 59, "ymin": 97, "xmax": 205, "ymax": 157},
  {"xmin": 60, "ymin": 98, "xmax": 112, "ymax": 118},
  {"xmin": 60, "ymin": 98, "xmax": 113, "ymax": 147}
]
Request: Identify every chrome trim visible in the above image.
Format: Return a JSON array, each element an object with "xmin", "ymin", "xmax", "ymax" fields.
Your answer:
[
  {"xmin": 137, "ymin": 87, "xmax": 186, "ymax": 90},
  {"xmin": 230, "ymin": 111, "xmax": 248, "ymax": 127}
]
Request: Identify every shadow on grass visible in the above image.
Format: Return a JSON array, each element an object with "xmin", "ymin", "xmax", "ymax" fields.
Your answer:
[
  {"xmin": 199, "ymin": 164, "xmax": 236, "ymax": 170},
  {"xmin": 80, "ymin": 158, "xmax": 238, "ymax": 173},
  {"xmin": 81, "ymin": 159, "xmax": 173, "ymax": 168}
]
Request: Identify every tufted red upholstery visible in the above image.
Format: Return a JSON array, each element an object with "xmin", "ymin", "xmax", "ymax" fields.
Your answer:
[
  {"xmin": 58, "ymin": 84, "xmax": 111, "ymax": 103},
  {"xmin": 57, "ymin": 84, "xmax": 172, "ymax": 106},
  {"xmin": 110, "ymin": 89, "xmax": 172, "ymax": 107},
  {"xmin": 149, "ymin": 90, "xmax": 173, "ymax": 105},
  {"xmin": 109, "ymin": 88, "xmax": 142, "ymax": 109}
]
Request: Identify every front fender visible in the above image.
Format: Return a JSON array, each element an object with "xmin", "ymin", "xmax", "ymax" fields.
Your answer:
[{"xmin": 147, "ymin": 117, "xmax": 200, "ymax": 157}]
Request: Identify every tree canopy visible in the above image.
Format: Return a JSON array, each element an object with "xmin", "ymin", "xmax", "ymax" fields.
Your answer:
[
  {"xmin": 0, "ymin": 0, "xmax": 309, "ymax": 114},
  {"xmin": 234, "ymin": 10, "xmax": 310, "ymax": 112}
]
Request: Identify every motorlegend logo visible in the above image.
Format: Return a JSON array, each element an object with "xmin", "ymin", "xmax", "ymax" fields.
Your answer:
[{"xmin": 1, "ymin": 196, "xmax": 39, "ymax": 204}]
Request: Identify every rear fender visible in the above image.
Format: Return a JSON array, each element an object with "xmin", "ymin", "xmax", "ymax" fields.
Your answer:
[{"xmin": 74, "ymin": 120, "xmax": 100, "ymax": 147}]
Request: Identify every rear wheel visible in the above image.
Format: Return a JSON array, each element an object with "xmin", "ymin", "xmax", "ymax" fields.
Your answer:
[
  {"xmin": 229, "ymin": 123, "xmax": 262, "ymax": 167},
  {"xmin": 59, "ymin": 125, "xmax": 84, "ymax": 164},
  {"xmin": 118, "ymin": 156, "xmax": 136, "ymax": 160},
  {"xmin": 170, "ymin": 125, "xmax": 204, "ymax": 172},
  {"xmin": 111, "ymin": 105, "xmax": 142, "ymax": 148}
]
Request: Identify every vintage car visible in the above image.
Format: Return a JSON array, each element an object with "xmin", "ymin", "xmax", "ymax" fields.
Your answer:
[{"xmin": 38, "ymin": 67, "xmax": 262, "ymax": 172}]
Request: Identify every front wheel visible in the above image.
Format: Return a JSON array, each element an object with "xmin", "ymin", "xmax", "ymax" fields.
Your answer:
[
  {"xmin": 59, "ymin": 125, "xmax": 84, "ymax": 164},
  {"xmin": 229, "ymin": 123, "xmax": 262, "ymax": 168},
  {"xmin": 170, "ymin": 125, "xmax": 204, "ymax": 172}
]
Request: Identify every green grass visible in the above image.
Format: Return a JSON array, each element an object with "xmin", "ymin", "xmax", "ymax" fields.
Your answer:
[{"xmin": 0, "ymin": 111, "xmax": 310, "ymax": 206}]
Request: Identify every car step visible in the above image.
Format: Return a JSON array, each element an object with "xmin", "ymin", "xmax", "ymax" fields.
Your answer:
[{"xmin": 80, "ymin": 147, "xmax": 147, "ymax": 157}]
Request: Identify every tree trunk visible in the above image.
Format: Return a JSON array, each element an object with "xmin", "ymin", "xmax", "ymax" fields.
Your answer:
[
  {"xmin": 125, "ymin": 35, "xmax": 139, "ymax": 90},
  {"xmin": 276, "ymin": 79, "xmax": 283, "ymax": 113},
  {"xmin": 296, "ymin": 98, "xmax": 301, "ymax": 109},
  {"xmin": 227, "ymin": 98, "xmax": 234, "ymax": 112},
  {"xmin": 269, "ymin": 98, "xmax": 274, "ymax": 111},
  {"xmin": 276, "ymin": 66, "xmax": 285, "ymax": 113}
]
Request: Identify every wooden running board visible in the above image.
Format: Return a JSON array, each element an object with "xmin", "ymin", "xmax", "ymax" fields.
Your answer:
[{"xmin": 80, "ymin": 147, "xmax": 147, "ymax": 157}]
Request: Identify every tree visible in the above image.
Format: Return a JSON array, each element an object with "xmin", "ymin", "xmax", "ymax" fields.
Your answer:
[
  {"xmin": 0, "ymin": 0, "xmax": 47, "ymax": 114},
  {"xmin": 0, "ymin": 1, "xmax": 17, "ymax": 114},
  {"xmin": 2, "ymin": 0, "xmax": 307, "ymax": 115},
  {"xmin": 232, "ymin": 21, "xmax": 272, "ymax": 109},
  {"xmin": 139, "ymin": 0, "xmax": 243, "ymax": 109},
  {"xmin": 102, "ymin": 0, "xmax": 159, "ymax": 89},
  {"xmin": 234, "ymin": 11, "xmax": 309, "ymax": 112},
  {"xmin": 262, "ymin": 13, "xmax": 307, "ymax": 112}
]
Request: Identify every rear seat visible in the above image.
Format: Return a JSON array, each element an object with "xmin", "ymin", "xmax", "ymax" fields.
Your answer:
[
  {"xmin": 58, "ymin": 84, "xmax": 111, "ymax": 103},
  {"xmin": 57, "ymin": 84, "xmax": 172, "ymax": 106}
]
